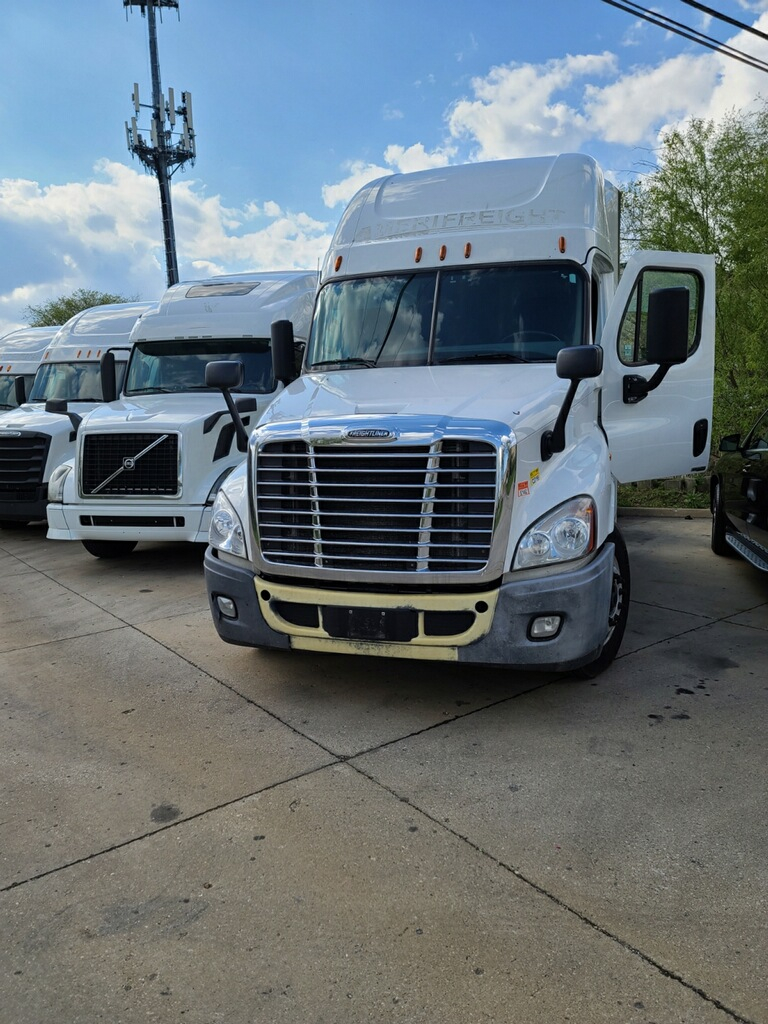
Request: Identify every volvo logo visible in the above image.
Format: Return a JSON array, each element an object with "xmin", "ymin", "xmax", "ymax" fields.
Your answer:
[
  {"xmin": 344, "ymin": 427, "xmax": 396, "ymax": 441},
  {"xmin": 122, "ymin": 457, "xmax": 136, "ymax": 471}
]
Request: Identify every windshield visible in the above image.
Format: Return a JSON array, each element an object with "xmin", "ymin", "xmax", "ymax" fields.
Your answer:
[
  {"xmin": 0, "ymin": 373, "xmax": 36, "ymax": 409},
  {"xmin": 307, "ymin": 264, "xmax": 587, "ymax": 369},
  {"xmin": 124, "ymin": 338, "xmax": 274, "ymax": 396},
  {"xmin": 28, "ymin": 361, "xmax": 124, "ymax": 403}
]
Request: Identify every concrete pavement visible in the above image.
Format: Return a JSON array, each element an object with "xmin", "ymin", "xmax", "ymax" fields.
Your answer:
[{"xmin": 1, "ymin": 516, "xmax": 766, "ymax": 1023}]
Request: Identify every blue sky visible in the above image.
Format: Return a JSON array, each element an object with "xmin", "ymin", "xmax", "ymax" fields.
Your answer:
[{"xmin": 2, "ymin": 0, "xmax": 768, "ymax": 334}]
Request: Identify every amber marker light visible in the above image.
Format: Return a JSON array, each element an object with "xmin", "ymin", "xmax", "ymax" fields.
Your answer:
[
  {"xmin": 414, "ymin": 246, "xmax": 423, "ymax": 263},
  {"xmin": 464, "ymin": 242, "xmax": 472, "ymax": 259},
  {"xmin": 558, "ymin": 236, "xmax": 567, "ymax": 253},
  {"xmin": 439, "ymin": 244, "xmax": 447, "ymax": 261},
  {"xmin": 334, "ymin": 255, "xmax": 343, "ymax": 272}
]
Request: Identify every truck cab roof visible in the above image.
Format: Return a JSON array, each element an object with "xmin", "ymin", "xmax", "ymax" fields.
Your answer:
[
  {"xmin": 325, "ymin": 153, "xmax": 619, "ymax": 278},
  {"xmin": 132, "ymin": 271, "xmax": 318, "ymax": 343}
]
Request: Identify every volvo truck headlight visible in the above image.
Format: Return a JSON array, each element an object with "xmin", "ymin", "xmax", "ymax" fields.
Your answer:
[
  {"xmin": 514, "ymin": 496, "xmax": 595, "ymax": 569},
  {"xmin": 209, "ymin": 489, "xmax": 247, "ymax": 557},
  {"xmin": 48, "ymin": 463, "xmax": 72, "ymax": 503}
]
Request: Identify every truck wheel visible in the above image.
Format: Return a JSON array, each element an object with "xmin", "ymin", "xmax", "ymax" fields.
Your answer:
[
  {"xmin": 710, "ymin": 480, "xmax": 734, "ymax": 557},
  {"xmin": 82, "ymin": 539, "xmax": 137, "ymax": 559},
  {"xmin": 0, "ymin": 520, "xmax": 29, "ymax": 530},
  {"xmin": 577, "ymin": 529, "xmax": 630, "ymax": 679}
]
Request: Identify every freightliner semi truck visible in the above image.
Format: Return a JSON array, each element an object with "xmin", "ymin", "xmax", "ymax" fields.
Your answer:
[
  {"xmin": 47, "ymin": 272, "xmax": 317, "ymax": 558},
  {"xmin": 202, "ymin": 154, "xmax": 715, "ymax": 676},
  {"xmin": 0, "ymin": 302, "xmax": 155, "ymax": 529}
]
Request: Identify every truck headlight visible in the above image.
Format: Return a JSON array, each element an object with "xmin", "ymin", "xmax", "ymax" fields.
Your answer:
[
  {"xmin": 209, "ymin": 489, "xmax": 247, "ymax": 558},
  {"xmin": 48, "ymin": 463, "xmax": 72, "ymax": 503},
  {"xmin": 513, "ymin": 496, "xmax": 595, "ymax": 569}
]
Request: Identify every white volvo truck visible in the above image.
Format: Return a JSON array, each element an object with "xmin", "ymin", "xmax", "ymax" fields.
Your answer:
[
  {"xmin": 0, "ymin": 326, "xmax": 60, "ymax": 411},
  {"xmin": 203, "ymin": 155, "xmax": 715, "ymax": 676},
  {"xmin": 0, "ymin": 303, "xmax": 155, "ymax": 529},
  {"xmin": 47, "ymin": 272, "xmax": 317, "ymax": 558}
]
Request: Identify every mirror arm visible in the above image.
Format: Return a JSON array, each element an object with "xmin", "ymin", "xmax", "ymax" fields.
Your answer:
[
  {"xmin": 541, "ymin": 379, "xmax": 580, "ymax": 461},
  {"xmin": 219, "ymin": 388, "xmax": 250, "ymax": 450},
  {"xmin": 622, "ymin": 364, "xmax": 671, "ymax": 405}
]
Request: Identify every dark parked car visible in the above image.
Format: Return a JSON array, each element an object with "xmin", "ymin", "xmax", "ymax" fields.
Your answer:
[{"xmin": 711, "ymin": 407, "xmax": 768, "ymax": 571}]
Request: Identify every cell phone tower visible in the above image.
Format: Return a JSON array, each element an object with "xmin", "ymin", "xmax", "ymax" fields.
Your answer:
[{"xmin": 124, "ymin": 0, "xmax": 196, "ymax": 287}]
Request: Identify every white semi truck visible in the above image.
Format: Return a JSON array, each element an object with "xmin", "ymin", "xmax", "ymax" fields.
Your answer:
[
  {"xmin": 202, "ymin": 154, "xmax": 715, "ymax": 676},
  {"xmin": 0, "ymin": 326, "xmax": 60, "ymax": 412},
  {"xmin": 47, "ymin": 272, "xmax": 317, "ymax": 558},
  {"xmin": 0, "ymin": 302, "xmax": 155, "ymax": 529}
]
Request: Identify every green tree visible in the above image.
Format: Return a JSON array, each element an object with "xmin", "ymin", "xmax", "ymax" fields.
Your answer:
[
  {"xmin": 622, "ymin": 108, "xmax": 768, "ymax": 443},
  {"xmin": 24, "ymin": 288, "xmax": 138, "ymax": 328}
]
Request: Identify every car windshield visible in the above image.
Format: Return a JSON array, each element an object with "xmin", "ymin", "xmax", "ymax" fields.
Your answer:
[
  {"xmin": 306, "ymin": 263, "xmax": 587, "ymax": 369},
  {"xmin": 28, "ymin": 361, "xmax": 121, "ymax": 403},
  {"xmin": 124, "ymin": 338, "xmax": 274, "ymax": 395}
]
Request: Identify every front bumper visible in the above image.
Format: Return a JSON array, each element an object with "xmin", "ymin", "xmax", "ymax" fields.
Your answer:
[
  {"xmin": 204, "ymin": 541, "xmax": 616, "ymax": 671},
  {"xmin": 47, "ymin": 501, "xmax": 212, "ymax": 544},
  {"xmin": 0, "ymin": 485, "xmax": 48, "ymax": 522}
]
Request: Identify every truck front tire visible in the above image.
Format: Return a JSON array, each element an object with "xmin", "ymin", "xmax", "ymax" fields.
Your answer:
[
  {"xmin": 576, "ymin": 529, "xmax": 630, "ymax": 678},
  {"xmin": 82, "ymin": 539, "xmax": 138, "ymax": 559}
]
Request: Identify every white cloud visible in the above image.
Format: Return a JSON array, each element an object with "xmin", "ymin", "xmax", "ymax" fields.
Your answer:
[
  {"xmin": 583, "ymin": 53, "xmax": 718, "ymax": 145},
  {"xmin": 0, "ymin": 161, "xmax": 331, "ymax": 335},
  {"xmin": 445, "ymin": 52, "xmax": 618, "ymax": 159}
]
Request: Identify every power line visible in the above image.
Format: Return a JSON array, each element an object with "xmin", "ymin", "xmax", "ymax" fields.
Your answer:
[
  {"xmin": 597, "ymin": 0, "xmax": 768, "ymax": 74},
  {"xmin": 677, "ymin": 0, "xmax": 768, "ymax": 45}
]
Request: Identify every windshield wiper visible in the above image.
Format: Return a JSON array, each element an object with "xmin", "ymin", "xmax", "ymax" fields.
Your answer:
[
  {"xmin": 126, "ymin": 386, "xmax": 176, "ymax": 394},
  {"xmin": 309, "ymin": 357, "xmax": 377, "ymax": 369},
  {"xmin": 435, "ymin": 352, "xmax": 537, "ymax": 365}
]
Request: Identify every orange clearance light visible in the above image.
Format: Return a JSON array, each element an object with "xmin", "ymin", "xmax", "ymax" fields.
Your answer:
[
  {"xmin": 334, "ymin": 255, "xmax": 343, "ymax": 272},
  {"xmin": 464, "ymin": 242, "xmax": 472, "ymax": 259},
  {"xmin": 439, "ymin": 244, "xmax": 447, "ymax": 261},
  {"xmin": 414, "ymin": 246, "xmax": 423, "ymax": 263},
  {"xmin": 558, "ymin": 236, "xmax": 567, "ymax": 253}
]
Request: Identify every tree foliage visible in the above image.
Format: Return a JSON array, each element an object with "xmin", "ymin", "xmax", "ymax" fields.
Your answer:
[
  {"xmin": 24, "ymin": 288, "xmax": 137, "ymax": 328},
  {"xmin": 622, "ymin": 108, "xmax": 768, "ymax": 443}
]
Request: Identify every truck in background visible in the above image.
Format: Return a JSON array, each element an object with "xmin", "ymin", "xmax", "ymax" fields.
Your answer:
[
  {"xmin": 0, "ymin": 326, "xmax": 60, "ymax": 411},
  {"xmin": 0, "ymin": 301, "xmax": 156, "ymax": 529},
  {"xmin": 47, "ymin": 271, "xmax": 317, "ymax": 558},
  {"xmin": 203, "ymin": 154, "xmax": 715, "ymax": 677}
]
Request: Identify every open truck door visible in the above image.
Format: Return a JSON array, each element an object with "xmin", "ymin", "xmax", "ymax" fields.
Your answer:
[{"xmin": 600, "ymin": 250, "xmax": 716, "ymax": 483}]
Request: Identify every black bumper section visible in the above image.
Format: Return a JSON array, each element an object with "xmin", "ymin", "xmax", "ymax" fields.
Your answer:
[{"xmin": 205, "ymin": 547, "xmax": 291, "ymax": 650}]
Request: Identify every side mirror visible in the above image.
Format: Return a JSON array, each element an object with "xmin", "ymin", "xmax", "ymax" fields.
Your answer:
[
  {"xmin": 44, "ymin": 399, "xmax": 82, "ymax": 437},
  {"xmin": 646, "ymin": 286, "xmax": 690, "ymax": 366},
  {"xmin": 14, "ymin": 376, "xmax": 26, "ymax": 406},
  {"xmin": 100, "ymin": 350, "xmax": 117, "ymax": 403},
  {"xmin": 205, "ymin": 360, "xmax": 244, "ymax": 391},
  {"xmin": 272, "ymin": 319, "xmax": 298, "ymax": 385},
  {"xmin": 205, "ymin": 360, "xmax": 249, "ymax": 450},
  {"xmin": 542, "ymin": 345, "xmax": 603, "ymax": 461},
  {"xmin": 624, "ymin": 286, "xmax": 692, "ymax": 404},
  {"xmin": 718, "ymin": 433, "xmax": 741, "ymax": 453},
  {"xmin": 556, "ymin": 344, "xmax": 603, "ymax": 381}
]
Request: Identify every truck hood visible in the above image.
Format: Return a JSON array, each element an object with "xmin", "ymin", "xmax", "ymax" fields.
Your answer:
[
  {"xmin": 79, "ymin": 394, "xmax": 254, "ymax": 432},
  {"xmin": 259, "ymin": 365, "xmax": 569, "ymax": 440},
  {"xmin": 0, "ymin": 402, "xmax": 81, "ymax": 435}
]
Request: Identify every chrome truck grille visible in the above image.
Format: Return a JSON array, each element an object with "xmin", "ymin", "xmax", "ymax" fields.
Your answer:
[
  {"xmin": 81, "ymin": 433, "xmax": 180, "ymax": 497},
  {"xmin": 255, "ymin": 438, "xmax": 499, "ymax": 574}
]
